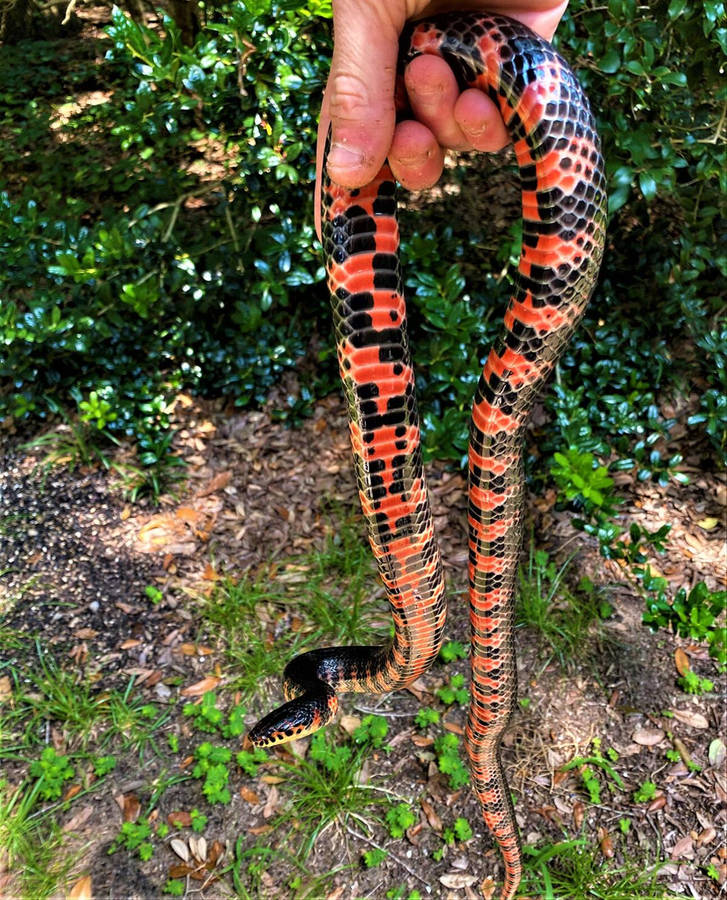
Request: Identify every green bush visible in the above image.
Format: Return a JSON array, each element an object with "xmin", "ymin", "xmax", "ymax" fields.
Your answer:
[
  {"xmin": 1, "ymin": 1, "xmax": 332, "ymax": 441},
  {"xmin": 1, "ymin": 0, "xmax": 723, "ymax": 473},
  {"xmin": 0, "ymin": 0, "xmax": 723, "ymax": 488}
]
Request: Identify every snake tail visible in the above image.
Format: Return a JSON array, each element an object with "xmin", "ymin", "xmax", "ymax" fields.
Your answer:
[{"xmin": 250, "ymin": 13, "xmax": 606, "ymax": 900}]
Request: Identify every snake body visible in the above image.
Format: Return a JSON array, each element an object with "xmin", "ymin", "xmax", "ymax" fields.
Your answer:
[{"xmin": 250, "ymin": 13, "xmax": 606, "ymax": 898}]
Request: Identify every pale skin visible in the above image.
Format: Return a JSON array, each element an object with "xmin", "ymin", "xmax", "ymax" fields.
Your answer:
[{"xmin": 315, "ymin": 0, "xmax": 568, "ymax": 238}]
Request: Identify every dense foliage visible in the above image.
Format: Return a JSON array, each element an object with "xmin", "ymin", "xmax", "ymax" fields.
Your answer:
[{"xmin": 1, "ymin": 0, "xmax": 724, "ymax": 484}]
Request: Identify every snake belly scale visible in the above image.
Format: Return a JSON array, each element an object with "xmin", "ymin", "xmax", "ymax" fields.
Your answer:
[{"xmin": 249, "ymin": 12, "xmax": 607, "ymax": 898}]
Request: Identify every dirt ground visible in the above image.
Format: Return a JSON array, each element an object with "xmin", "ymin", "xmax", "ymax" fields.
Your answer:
[{"xmin": 1, "ymin": 380, "xmax": 725, "ymax": 899}]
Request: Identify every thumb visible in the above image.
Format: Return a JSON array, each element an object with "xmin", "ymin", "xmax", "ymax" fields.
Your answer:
[{"xmin": 323, "ymin": 0, "xmax": 405, "ymax": 187}]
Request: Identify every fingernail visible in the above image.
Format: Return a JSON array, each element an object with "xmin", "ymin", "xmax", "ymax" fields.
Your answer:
[{"xmin": 327, "ymin": 142, "xmax": 364, "ymax": 171}]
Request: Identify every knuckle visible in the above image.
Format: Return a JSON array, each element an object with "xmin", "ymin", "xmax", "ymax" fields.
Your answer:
[{"xmin": 327, "ymin": 70, "xmax": 373, "ymax": 120}]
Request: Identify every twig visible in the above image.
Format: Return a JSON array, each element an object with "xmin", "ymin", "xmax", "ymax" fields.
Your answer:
[{"xmin": 61, "ymin": 0, "xmax": 76, "ymax": 25}]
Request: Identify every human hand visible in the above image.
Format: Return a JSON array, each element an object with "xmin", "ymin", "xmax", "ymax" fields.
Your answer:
[{"xmin": 315, "ymin": 0, "xmax": 568, "ymax": 237}]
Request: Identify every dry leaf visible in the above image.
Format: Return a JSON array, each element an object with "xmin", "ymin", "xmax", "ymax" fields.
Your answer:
[
  {"xmin": 598, "ymin": 827, "xmax": 615, "ymax": 858},
  {"xmin": 709, "ymin": 738, "xmax": 726, "ymax": 768},
  {"xmin": 63, "ymin": 784, "xmax": 82, "ymax": 802},
  {"xmin": 480, "ymin": 876, "xmax": 497, "ymax": 900},
  {"xmin": 170, "ymin": 839, "xmax": 190, "ymax": 863},
  {"xmin": 339, "ymin": 714, "xmax": 361, "ymax": 735},
  {"xmin": 443, "ymin": 719, "xmax": 465, "ymax": 735},
  {"xmin": 240, "ymin": 786, "xmax": 260, "ymax": 804},
  {"xmin": 670, "ymin": 835, "xmax": 695, "ymax": 859},
  {"xmin": 697, "ymin": 517, "xmax": 719, "ymax": 531},
  {"xmin": 263, "ymin": 785, "xmax": 279, "ymax": 819},
  {"xmin": 66, "ymin": 874, "xmax": 92, "ymax": 900},
  {"xmin": 203, "ymin": 562, "xmax": 221, "ymax": 581},
  {"xmin": 168, "ymin": 864, "xmax": 194, "ymax": 879},
  {"xmin": 122, "ymin": 794, "xmax": 141, "ymax": 822},
  {"xmin": 632, "ymin": 728, "xmax": 665, "ymax": 746},
  {"xmin": 0, "ymin": 676, "xmax": 11, "ymax": 702},
  {"xmin": 420, "ymin": 798, "xmax": 443, "ymax": 832},
  {"xmin": 573, "ymin": 800, "xmax": 585, "ymax": 829},
  {"xmin": 684, "ymin": 531, "xmax": 706, "ymax": 550},
  {"xmin": 168, "ymin": 811, "xmax": 192, "ymax": 827},
  {"xmin": 207, "ymin": 841, "xmax": 225, "ymax": 866},
  {"xmin": 697, "ymin": 827, "xmax": 717, "ymax": 846},
  {"xmin": 175, "ymin": 506, "xmax": 202, "ymax": 523},
  {"xmin": 189, "ymin": 835, "xmax": 207, "ymax": 863},
  {"xmin": 439, "ymin": 873, "xmax": 478, "ymax": 888},
  {"xmin": 181, "ymin": 676, "xmax": 222, "ymax": 696},
  {"xmin": 63, "ymin": 805, "xmax": 94, "ymax": 832},
  {"xmin": 74, "ymin": 628, "xmax": 98, "ymax": 640},
  {"xmin": 198, "ymin": 471, "xmax": 232, "ymax": 497},
  {"xmin": 260, "ymin": 774, "xmax": 286, "ymax": 785},
  {"xmin": 674, "ymin": 648, "xmax": 691, "ymax": 677},
  {"xmin": 120, "ymin": 639, "xmax": 141, "ymax": 650},
  {"xmin": 672, "ymin": 708, "xmax": 709, "ymax": 729}
]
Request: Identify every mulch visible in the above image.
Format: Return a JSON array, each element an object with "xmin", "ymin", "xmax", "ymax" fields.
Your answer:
[{"xmin": 0, "ymin": 382, "xmax": 724, "ymax": 898}]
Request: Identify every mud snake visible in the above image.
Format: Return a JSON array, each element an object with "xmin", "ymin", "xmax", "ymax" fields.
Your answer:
[{"xmin": 250, "ymin": 12, "xmax": 606, "ymax": 898}]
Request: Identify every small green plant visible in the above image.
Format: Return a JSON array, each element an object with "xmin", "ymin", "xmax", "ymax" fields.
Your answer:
[
  {"xmin": 270, "ymin": 726, "xmax": 383, "ymax": 857},
  {"xmin": 78, "ymin": 390, "xmax": 117, "ymax": 430},
  {"xmin": 190, "ymin": 808, "xmax": 208, "ymax": 833},
  {"xmin": 163, "ymin": 878, "xmax": 186, "ymax": 895},
  {"xmin": 362, "ymin": 847, "xmax": 388, "ymax": 868},
  {"xmin": 517, "ymin": 546, "xmax": 609, "ymax": 665},
  {"xmin": 236, "ymin": 747, "xmax": 267, "ymax": 777},
  {"xmin": 633, "ymin": 781, "xmax": 657, "ymax": 803},
  {"xmin": 144, "ymin": 585, "xmax": 163, "ymax": 605},
  {"xmin": 439, "ymin": 640, "xmax": 467, "ymax": 663},
  {"xmin": 109, "ymin": 820, "xmax": 154, "ymax": 860},
  {"xmin": 308, "ymin": 729, "xmax": 353, "ymax": 774},
  {"xmin": 352, "ymin": 714, "xmax": 389, "ymax": 748},
  {"xmin": 183, "ymin": 691, "xmax": 224, "ymax": 733},
  {"xmin": 414, "ymin": 707, "xmax": 440, "ymax": 729},
  {"xmin": 677, "ymin": 670, "xmax": 715, "ymax": 695},
  {"xmin": 561, "ymin": 740, "xmax": 625, "ymax": 802},
  {"xmin": 618, "ymin": 817, "xmax": 631, "ymax": 836},
  {"xmin": 386, "ymin": 888, "xmax": 421, "ymax": 900},
  {"xmin": 521, "ymin": 838, "xmax": 670, "ymax": 898},
  {"xmin": 443, "ymin": 816, "xmax": 473, "ymax": 844},
  {"xmin": 551, "ymin": 448, "xmax": 619, "ymax": 514},
  {"xmin": 643, "ymin": 582, "xmax": 726, "ymax": 668},
  {"xmin": 93, "ymin": 755, "xmax": 117, "ymax": 777},
  {"xmin": 706, "ymin": 862, "xmax": 721, "ymax": 882},
  {"xmin": 579, "ymin": 766, "xmax": 601, "ymax": 804},
  {"xmin": 433, "ymin": 732, "xmax": 470, "ymax": 789},
  {"xmin": 28, "ymin": 747, "xmax": 74, "ymax": 800},
  {"xmin": 436, "ymin": 673, "xmax": 468, "ymax": 706},
  {"xmin": 385, "ymin": 802, "xmax": 416, "ymax": 838},
  {"xmin": 192, "ymin": 743, "xmax": 232, "ymax": 805}
]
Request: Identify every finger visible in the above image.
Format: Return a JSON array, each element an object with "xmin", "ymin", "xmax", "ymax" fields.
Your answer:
[
  {"xmin": 324, "ymin": 0, "xmax": 403, "ymax": 187},
  {"xmin": 454, "ymin": 89, "xmax": 510, "ymax": 152},
  {"xmin": 404, "ymin": 54, "xmax": 469, "ymax": 151},
  {"xmin": 389, "ymin": 119, "xmax": 445, "ymax": 191}
]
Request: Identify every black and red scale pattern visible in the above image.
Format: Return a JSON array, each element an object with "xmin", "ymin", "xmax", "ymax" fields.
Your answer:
[{"xmin": 250, "ymin": 13, "xmax": 606, "ymax": 900}]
